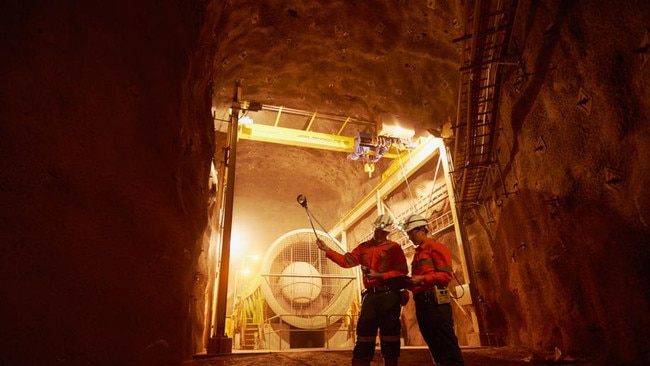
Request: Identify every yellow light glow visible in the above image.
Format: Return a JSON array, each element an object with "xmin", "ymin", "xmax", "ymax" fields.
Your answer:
[
  {"xmin": 379, "ymin": 124, "xmax": 415, "ymax": 139},
  {"xmin": 230, "ymin": 227, "xmax": 249, "ymax": 259},
  {"xmin": 238, "ymin": 115, "xmax": 254, "ymax": 125},
  {"xmin": 378, "ymin": 113, "xmax": 416, "ymax": 139}
]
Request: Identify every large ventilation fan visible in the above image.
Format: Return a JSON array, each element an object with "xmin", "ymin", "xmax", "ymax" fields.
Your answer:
[{"xmin": 260, "ymin": 229, "xmax": 357, "ymax": 329}]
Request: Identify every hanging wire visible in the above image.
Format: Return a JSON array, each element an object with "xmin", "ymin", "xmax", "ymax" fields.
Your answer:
[
  {"xmin": 396, "ymin": 149, "xmax": 418, "ymax": 212},
  {"xmin": 423, "ymin": 155, "xmax": 442, "ymax": 219},
  {"xmin": 381, "ymin": 201, "xmax": 398, "ymax": 223},
  {"xmin": 382, "ymin": 201, "xmax": 412, "ymax": 246},
  {"xmin": 449, "ymin": 271, "xmax": 466, "ymax": 299}
]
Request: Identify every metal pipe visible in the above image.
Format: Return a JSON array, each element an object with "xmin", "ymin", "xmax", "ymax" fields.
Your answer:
[
  {"xmin": 261, "ymin": 104, "xmax": 375, "ymax": 127},
  {"xmin": 440, "ymin": 141, "xmax": 485, "ymax": 337},
  {"xmin": 209, "ymin": 82, "xmax": 242, "ymax": 353}
]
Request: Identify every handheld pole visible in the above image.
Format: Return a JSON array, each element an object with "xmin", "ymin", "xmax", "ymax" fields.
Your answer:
[{"xmin": 296, "ymin": 194, "xmax": 318, "ymax": 239}]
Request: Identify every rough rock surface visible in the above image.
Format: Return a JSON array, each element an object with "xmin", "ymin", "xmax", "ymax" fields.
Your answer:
[
  {"xmin": 1, "ymin": 1, "xmax": 648, "ymax": 366},
  {"xmin": 185, "ymin": 347, "xmax": 558, "ymax": 366}
]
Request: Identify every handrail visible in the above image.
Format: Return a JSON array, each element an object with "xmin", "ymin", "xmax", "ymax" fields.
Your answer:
[
  {"xmin": 261, "ymin": 313, "xmax": 358, "ymax": 350},
  {"xmin": 452, "ymin": 0, "xmax": 518, "ymax": 207}
]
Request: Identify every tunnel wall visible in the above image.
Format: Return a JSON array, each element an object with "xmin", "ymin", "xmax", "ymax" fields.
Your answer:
[
  {"xmin": 3, "ymin": 1, "xmax": 649, "ymax": 365},
  {"xmin": 1, "ymin": 1, "xmax": 213, "ymax": 365},
  {"xmin": 464, "ymin": 1, "xmax": 650, "ymax": 364}
]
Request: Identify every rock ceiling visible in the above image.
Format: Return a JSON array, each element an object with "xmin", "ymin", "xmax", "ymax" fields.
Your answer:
[
  {"xmin": 4, "ymin": 1, "xmax": 649, "ymax": 363},
  {"xmin": 208, "ymin": 1, "xmax": 466, "ymax": 250}
]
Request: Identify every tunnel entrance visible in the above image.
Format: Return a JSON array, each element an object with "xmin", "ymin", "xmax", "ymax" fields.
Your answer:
[
  {"xmin": 204, "ymin": 98, "xmax": 482, "ymax": 353},
  {"xmin": 289, "ymin": 326, "xmax": 325, "ymax": 349}
]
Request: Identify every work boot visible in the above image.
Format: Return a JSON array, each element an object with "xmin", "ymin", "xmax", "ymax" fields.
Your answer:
[
  {"xmin": 351, "ymin": 358, "xmax": 371, "ymax": 366},
  {"xmin": 383, "ymin": 358, "xmax": 398, "ymax": 366}
]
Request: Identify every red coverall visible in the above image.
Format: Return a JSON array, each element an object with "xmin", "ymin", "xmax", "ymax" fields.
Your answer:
[
  {"xmin": 324, "ymin": 238, "xmax": 408, "ymax": 362},
  {"xmin": 410, "ymin": 237, "xmax": 464, "ymax": 366}
]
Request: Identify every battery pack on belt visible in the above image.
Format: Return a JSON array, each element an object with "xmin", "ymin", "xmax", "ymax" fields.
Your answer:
[
  {"xmin": 416, "ymin": 286, "xmax": 451, "ymax": 304},
  {"xmin": 433, "ymin": 286, "xmax": 451, "ymax": 304}
]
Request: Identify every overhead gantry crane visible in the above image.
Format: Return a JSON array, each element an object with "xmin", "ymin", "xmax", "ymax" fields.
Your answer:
[
  {"xmin": 228, "ymin": 102, "xmax": 457, "ymax": 240},
  {"xmin": 209, "ymin": 91, "xmax": 481, "ymax": 353}
]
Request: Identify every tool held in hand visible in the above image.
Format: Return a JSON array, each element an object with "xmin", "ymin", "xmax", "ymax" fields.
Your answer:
[{"xmin": 296, "ymin": 194, "xmax": 318, "ymax": 239}]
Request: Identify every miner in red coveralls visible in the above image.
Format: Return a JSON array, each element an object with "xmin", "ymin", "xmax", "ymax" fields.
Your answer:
[
  {"xmin": 316, "ymin": 214, "xmax": 408, "ymax": 366},
  {"xmin": 402, "ymin": 214, "xmax": 464, "ymax": 366}
]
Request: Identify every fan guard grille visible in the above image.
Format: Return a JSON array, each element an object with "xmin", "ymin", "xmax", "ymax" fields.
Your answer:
[{"xmin": 260, "ymin": 229, "xmax": 357, "ymax": 329}]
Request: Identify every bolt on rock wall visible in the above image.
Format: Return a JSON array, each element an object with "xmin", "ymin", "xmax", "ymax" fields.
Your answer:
[
  {"xmin": 1, "ymin": 1, "xmax": 213, "ymax": 365},
  {"xmin": 463, "ymin": 1, "xmax": 650, "ymax": 364}
]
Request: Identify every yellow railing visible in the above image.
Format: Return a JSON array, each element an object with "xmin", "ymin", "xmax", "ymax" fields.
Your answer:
[{"xmin": 260, "ymin": 314, "xmax": 358, "ymax": 351}]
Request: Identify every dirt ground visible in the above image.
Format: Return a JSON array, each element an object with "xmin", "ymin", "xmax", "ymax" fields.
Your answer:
[{"xmin": 185, "ymin": 346, "xmax": 595, "ymax": 366}]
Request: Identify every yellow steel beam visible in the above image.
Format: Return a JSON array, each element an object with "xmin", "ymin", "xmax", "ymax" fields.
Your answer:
[
  {"xmin": 273, "ymin": 106, "xmax": 283, "ymax": 126},
  {"xmin": 239, "ymin": 123, "xmax": 355, "ymax": 152},
  {"xmin": 238, "ymin": 123, "xmax": 408, "ymax": 159},
  {"xmin": 306, "ymin": 111, "xmax": 317, "ymax": 131},
  {"xmin": 336, "ymin": 117, "xmax": 350, "ymax": 135}
]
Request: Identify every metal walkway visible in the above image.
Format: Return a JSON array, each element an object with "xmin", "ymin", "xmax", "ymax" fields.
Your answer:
[{"xmin": 451, "ymin": 0, "xmax": 518, "ymax": 207}]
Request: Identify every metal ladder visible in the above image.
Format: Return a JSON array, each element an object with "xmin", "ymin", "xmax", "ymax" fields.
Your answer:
[{"xmin": 452, "ymin": 0, "xmax": 518, "ymax": 207}]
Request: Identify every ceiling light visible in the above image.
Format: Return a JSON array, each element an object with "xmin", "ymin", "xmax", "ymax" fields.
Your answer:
[
  {"xmin": 239, "ymin": 115, "xmax": 254, "ymax": 125},
  {"xmin": 378, "ymin": 124, "xmax": 415, "ymax": 139}
]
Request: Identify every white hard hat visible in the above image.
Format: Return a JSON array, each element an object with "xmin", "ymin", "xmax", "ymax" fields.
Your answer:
[
  {"xmin": 401, "ymin": 214, "xmax": 428, "ymax": 232},
  {"xmin": 372, "ymin": 214, "xmax": 394, "ymax": 232}
]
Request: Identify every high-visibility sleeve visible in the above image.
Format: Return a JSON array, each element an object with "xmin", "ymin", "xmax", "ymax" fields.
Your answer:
[
  {"xmin": 326, "ymin": 238, "xmax": 408, "ymax": 288},
  {"xmin": 410, "ymin": 237, "xmax": 454, "ymax": 294}
]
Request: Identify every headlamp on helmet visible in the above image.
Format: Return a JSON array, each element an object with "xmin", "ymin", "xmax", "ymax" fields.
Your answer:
[{"xmin": 372, "ymin": 214, "xmax": 394, "ymax": 232}]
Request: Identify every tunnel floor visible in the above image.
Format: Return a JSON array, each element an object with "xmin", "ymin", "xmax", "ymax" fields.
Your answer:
[{"xmin": 186, "ymin": 346, "xmax": 593, "ymax": 365}]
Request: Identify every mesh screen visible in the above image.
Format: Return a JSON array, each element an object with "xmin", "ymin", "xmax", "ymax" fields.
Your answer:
[{"xmin": 261, "ymin": 229, "xmax": 357, "ymax": 329}]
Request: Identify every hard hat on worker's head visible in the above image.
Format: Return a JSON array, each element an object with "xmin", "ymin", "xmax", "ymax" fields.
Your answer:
[
  {"xmin": 401, "ymin": 214, "xmax": 428, "ymax": 232},
  {"xmin": 372, "ymin": 214, "xmax": 394, "ymax": 232}
]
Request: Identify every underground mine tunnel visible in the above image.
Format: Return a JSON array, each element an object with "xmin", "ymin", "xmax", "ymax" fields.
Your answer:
[{"xmin": 1, "ymin": 1, "xmax": 649, "ymax": 365}]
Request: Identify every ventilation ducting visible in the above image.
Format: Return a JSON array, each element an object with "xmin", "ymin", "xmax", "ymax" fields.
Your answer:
[{"xmin": 260, "ymin": 229, "xmax": 357, "ymax": 329}]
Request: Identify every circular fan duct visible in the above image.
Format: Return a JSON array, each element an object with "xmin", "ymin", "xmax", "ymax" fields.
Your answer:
[{"xmin": 260, "ymin": 229, "xmax": 357, "ymax": 329}]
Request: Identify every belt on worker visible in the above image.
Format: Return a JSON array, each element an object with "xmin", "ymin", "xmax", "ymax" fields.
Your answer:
[
  {"xmin": 362, "ymin": 285, "xmax": 399, "ymax": 295},
  {"xmin": 413, "ymin": 286, "xmax": 451, "ymax": 304},
  {"xmin": 413, "ymin": 290, "xmax": 433, "ymax": 300}
]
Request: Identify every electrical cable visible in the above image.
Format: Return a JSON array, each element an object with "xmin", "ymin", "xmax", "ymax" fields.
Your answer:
[
  {"xmin": 307, "ymin": 206, "xmax": 339, "ymax": 244},
  {"xmin": 295, "ymin": 194, "xmax": 342, "ymax": 245},
  {"xmin": 396, "ymin": 149, "xmax": 418, "ymax": 213},
  {"xmin": 449, "ymin": 271, "xmax": 465, "ymax": 300},
  {"xmin": 424, "ymin": 156, "xmax": 442, "ymax": 219}
]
